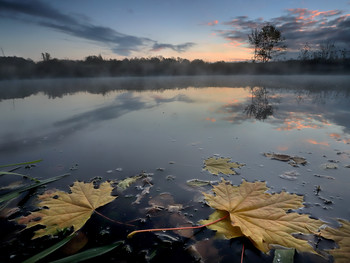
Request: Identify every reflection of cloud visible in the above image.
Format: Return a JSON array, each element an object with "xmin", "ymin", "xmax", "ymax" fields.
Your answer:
[
  {"xmin": 216, "ymin": 87, "xmax": 350, "ymax": 135},
  {"xmin": 276, "ymin": 146, "xmax": 289, "ymax": 151},
  {"xmin": 0, "ymin": 0, "xmax": 194, "ymax": 56},
  {"xmin": 275, "ymin": 113, "xmax": 327, "ymax": 131},
  {"xmin": 306, "ymin": 139, "xmax": 329, "ymax": 146},
  {"xmin": 0, "ymin": 92, "xmax": 194, "ymax": 153},
  {"xmin": 152, "ymin": 94, "xmax": 195, "ymax": 104},
  {"xmin": 217, "ymin": 8, "xmax": 350, "ymax": 55},
  {"xmin": 55, "ymin": 93, "xmax": 151, "ymax": 129},
  {"xmin": 205, "ymin": 117, "xmax": 216, "ymax": 122},
  {"xmin": 329, "ymin": 133, "xmax": 350, "ymax": 144}
]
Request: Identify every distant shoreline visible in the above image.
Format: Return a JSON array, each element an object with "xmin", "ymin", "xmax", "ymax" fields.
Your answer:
[
  {"xmin": 1, "ymin": 74, "xmax": 349, "ymax": 102},
  {"xmin": 1, "ymin": 56, "xmax": 350, "ymax": 80}
]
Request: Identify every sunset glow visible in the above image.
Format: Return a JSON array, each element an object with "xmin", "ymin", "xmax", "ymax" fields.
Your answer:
[{"xmin": 0, "ymin": 0, "xmax": 349, "ymax": 62}]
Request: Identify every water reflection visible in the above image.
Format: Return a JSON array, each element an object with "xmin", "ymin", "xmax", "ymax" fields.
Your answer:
[
  {"xmin": 243, "ymin": 87, "xmax": 274, "ymax": 120},
  {"xmin": 0, "ymin": 92, "xmax": 194, "ymax": 153},
  {"xmin": 215, "ymin": 82, "xmax": 350, "ymax": 136}
]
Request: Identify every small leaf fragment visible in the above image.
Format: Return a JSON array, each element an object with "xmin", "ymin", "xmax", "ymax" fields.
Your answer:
[
  {"xmin": 186, "ymin": 179, "xmax": 212, "ymax": 187},
  {"xmin": 117, "ymin": 175, "xmax": 144, "ymax": 191}
]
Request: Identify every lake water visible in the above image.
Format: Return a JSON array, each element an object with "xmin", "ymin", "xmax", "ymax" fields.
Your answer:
[{"xmin": 0, "ymin": 75, "xmax": 349, "ymax": 262}]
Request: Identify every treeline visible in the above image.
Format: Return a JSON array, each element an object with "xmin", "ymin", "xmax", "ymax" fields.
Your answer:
[{"xmin": 1, "ymin": 55, "xmax": 350, "ymax": 79}]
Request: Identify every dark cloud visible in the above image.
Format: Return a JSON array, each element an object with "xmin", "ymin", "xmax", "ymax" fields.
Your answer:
[
  {"xmin": 219, "ymin": 8, "xmax": 350, "ymax": 56},
  {"xmin": 151, "ymin": 42, "xmax": 196, "ymax": 53},
  {"xmin": 0, "ymin": 0, "xmax": 194, "ymax": 56}
]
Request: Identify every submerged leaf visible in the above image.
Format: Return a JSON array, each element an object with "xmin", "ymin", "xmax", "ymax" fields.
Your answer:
[
  {"xmin": 22, "ymin": 233, "xmax": 75, "ymax": 263},
  {"xmin": 17, "ymin": 181, "xmax": 116, "ymax": 239},
  {"xmin": 200, "ymin": 179, "xmax": 324, "ymax": 254},
  {"xmin": 321, "ymin": 219, "xmax": 350, "ymax": 263},
  {"xmin": 204, "ymin": 157, "xmax": 245, "ymax": 176},
  {"xmin": 273, "ymin": 248, "xmax": 295, "ymax": 263}
]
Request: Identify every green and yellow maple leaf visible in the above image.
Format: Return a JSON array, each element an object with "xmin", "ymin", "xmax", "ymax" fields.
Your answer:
[
  {"xmin": 17, "ymin": 181, "xmax": 117, "ymax": 239},
  {"xmin": 200, "ymin": 179, "xmax": 324, "ymax": 254},
  {"xmin": 204, "ymin": 157, "xmax": 245, "ymax": 176},
  {"xmin": 321, "ymin": 219, "xmax": 350, "ymax": 263}
]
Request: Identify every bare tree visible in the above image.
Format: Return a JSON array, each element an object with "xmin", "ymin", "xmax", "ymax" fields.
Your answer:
[{"xmin": 298, "ymin": 42, "xmax": 311, "ymax": 61}]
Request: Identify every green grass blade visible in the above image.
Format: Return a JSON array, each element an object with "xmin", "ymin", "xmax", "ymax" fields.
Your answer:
[
  {"xmin": 50, "ymin": 241, "xmax": 124, "ymax": 263},
  {"xmin": 0, "ymin": 173, "xmax": 70, "ymax": 203},
  {"xmin": 0, "ymin": 159, "xmax": 43, "ymax": 168},
  {"xmin": 0, "ymin": 171, "xmax": 40, "ymax": 182},
  {"xmin": 22, "ymin": 233, "xmax": 75, "ymax": 263}
]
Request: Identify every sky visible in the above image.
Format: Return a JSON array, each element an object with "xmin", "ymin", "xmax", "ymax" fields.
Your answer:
[{"xmin": 0, "ymin": 0, "xmax": 349, "ymax": 62}]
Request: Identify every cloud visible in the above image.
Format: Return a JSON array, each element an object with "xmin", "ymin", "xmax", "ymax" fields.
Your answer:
[
  {"xmin": 202, "ymin": 20, "xmax": 219, "ymax": 26},
  {"xmin": 151, "ymin": 42, "xmax": 196, "ymax": 52},
  {"xmin": 218, "ymin": 8, "xmax": 350, "ymax": 56},
  {"xmin": 0, "ymin": 0, "xmax": 194, "ymax": 56}
]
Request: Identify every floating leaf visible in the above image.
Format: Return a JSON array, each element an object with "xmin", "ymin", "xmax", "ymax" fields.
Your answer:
[
  {"xmin": 264, "ymin": 153, "xmax": 291, "ymax": 161},
  {"xmin": 203, "ymin": 157, "xmax": 245, "ymax": 176},
  {"xmin": 264, "ymin": 153, "xmax": 307, "ymax": 166},
  {"xmin": 200, "ymin": 179, "xmax": 324, "ymax": 254},
  {"xmin": 321, "ymin": 219, "xmax": 350, "ymax": 263},
  {"xmin": 17, "ymin": 181, "xmax": 116, "ymax": 239},
  {"xmin": 117, "ymin": 175, "xmax": 144, "ymax": 191},
  {"xmin": 314, "ymin": 174, "xmax": 335, "ymax": 180},
  {"xmin": 291, "ymin": 156, "xmax": 307, "ymax": 165},
  {"xmin": 321, "ymin": 163, "xmax": 338, "ymax": 170},
  {"xmin": 186, "ymin": 179, "xmax": 212, "ymax": 187},
  {"xmin": 279, "ymin": 170, "xmax": 300, "ymax": 181}
]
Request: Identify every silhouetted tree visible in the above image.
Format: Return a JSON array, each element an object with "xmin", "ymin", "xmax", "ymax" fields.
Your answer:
[
  {"xmin": 248, "ymin": 24, "xmax": 286, "ymax": 62},
  {"xmin": 85, "ymin": 54, "xmax": 104, "ymax": 63},
  {"xmin": 41, "ymin": 52, "xmax": 51, "ymax": 61},
  {"xmin": 298, "ymin": 43, "xmax": 311, "ymax": 61}
]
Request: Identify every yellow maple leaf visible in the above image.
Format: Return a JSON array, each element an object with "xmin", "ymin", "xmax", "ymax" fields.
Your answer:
[
  {"xmin": 204, "ymin": 157, "xmax": 245, "ymax": 176},
  {"xmin": 321, "ymin": 219, "xmax": 350, "ymax": 263},
  {"xmin": 17, "ymin": 181, "xmax": 117, "ymax": 239},
  {"xmin": 200, "ymin": 179, "xmax": 324, "ymax": 254}
]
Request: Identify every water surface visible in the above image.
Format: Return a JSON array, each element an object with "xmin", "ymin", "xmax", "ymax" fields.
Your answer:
[{"xmin": 0, "ymin": 75, "xmax": 349, "ymax": 262}]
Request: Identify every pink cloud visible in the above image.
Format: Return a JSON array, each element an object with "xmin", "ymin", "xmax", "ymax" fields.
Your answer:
[{"xmin": 206, "ymin": 20, "xmax": 219, "ymax": 26}]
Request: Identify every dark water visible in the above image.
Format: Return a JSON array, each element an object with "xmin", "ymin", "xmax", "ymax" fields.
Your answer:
[{"xmin": 0, "ymin": 75, "xmax": 349, "ymax": 262}]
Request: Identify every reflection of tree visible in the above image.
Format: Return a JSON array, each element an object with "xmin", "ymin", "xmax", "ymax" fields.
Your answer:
[{"xmin": 244, "ymin": 87, "xmax": 273, "ymax": 120}]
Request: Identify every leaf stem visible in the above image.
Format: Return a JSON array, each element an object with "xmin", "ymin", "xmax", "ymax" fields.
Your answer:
[
  {"xmin": 127, "ymin": 213, "xmax": 229, "ymax": 238},
  {"xmin": 94, "ymin": 210, "xmax": 135, "ymax": 227},
  {"xmin": 241, "ymin": 243, "xmax": 245, "ymax": 263}
]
